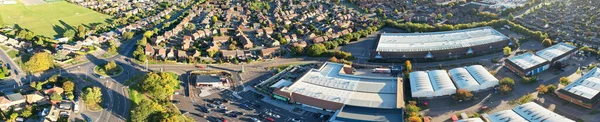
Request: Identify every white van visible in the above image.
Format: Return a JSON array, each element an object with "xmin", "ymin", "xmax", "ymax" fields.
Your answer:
[{"xmin": 74, "ymin": 104, "xmax": 79, "ymax": 113}]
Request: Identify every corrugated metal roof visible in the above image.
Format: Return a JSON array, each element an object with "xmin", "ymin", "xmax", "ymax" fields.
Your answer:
[
  {"xmin": 512, "ymin": 102, "xmax": 574, "ymax": 122},
  {"xmin": 507, "ymin": 52, "xmax": 548, "ymax": 70},
  {"xmin": 376, "ymin": 26, "xmax": 508, "ymax": 52},
  {"xmin": 535, "ymin": 43, "xmax": 576, "ymax": 61}
]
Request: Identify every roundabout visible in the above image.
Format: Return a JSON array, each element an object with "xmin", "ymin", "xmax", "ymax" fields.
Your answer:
[{"xmin": 93, "ymin": 61, "xmax": 123, "ymax": 77}]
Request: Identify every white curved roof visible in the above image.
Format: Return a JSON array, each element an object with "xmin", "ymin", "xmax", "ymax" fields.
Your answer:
[
  {"xmin": 512, "ymin": 102, "xmax": 574, "ymax": 122},
  {"xmin": 376, "ymin": 26, "xmax": 508, "ymax": 52},
  {"xmin": 487, "ymin": 110, "xmax": 528, "ymax": 122},
  {"xmin": 409, "ymin": 71, "xmax": 434, "ymax": 93},
  {"xmin": 448, "ymin": 68, "xmax": 480, "ymax": 90},
  {"xmin": 466, "ymin": 65, "xmax": 499, "ymax": 85},
  {"xmin": 427, "ymin": 70, "xmax": 456, "ymax": 91}
]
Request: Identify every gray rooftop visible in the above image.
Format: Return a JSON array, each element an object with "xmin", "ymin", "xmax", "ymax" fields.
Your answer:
[
  {"xmin": 332, "ymin": 105, "xmax": 403, "ymax": 122},
  {"xmin": 376, "ymin": 26, "xmax": 508, "ymax": 52},
  {"xmin": 5, "ymin": 92, "xmax": 25, "ymax": 101}
]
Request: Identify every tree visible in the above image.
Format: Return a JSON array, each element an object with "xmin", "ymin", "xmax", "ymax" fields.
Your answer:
[
  {"xmin": 0, "ymin": 66, "xmax": 7, "ymax": 79},
  {"xmin": 82, "ymin": 87, "xmax": 103, "ymax": 106},
  {"xmin": 453, "ymin": 89, "xmax": 473, "ymax": 101},
  {"xmin": 140, "ymin": 72, "xmax": 179, "ymax": 101},
  {"xmin": 375, "ymin": 8, "xmax": 383, "ymax": 15},
  {"xmin": 307, "ymin": 44, "xmax": 327, "ymax": 56},
  {"xmin": 542, "ymin": 38, "xmax": 552, "ymax": 47},
  {"xmin": 131, "ymin": 99, "xmax": 164, "ymax": 122},
  {"xmin": 63, "ymin": 81, "xmax": 75, "ymax": 92},
  {"xmin": 207, "ymin": 49, "xmax": 218, "ymax": 58},
  {"xmin": 124, "ymin": 32, "xmax": 135, "ymax": 40},
  {"xmin": 211, "ymin": 16, "xmax": 218, "ymax": 23},
  {"xmin": 77, "ymin": 25, "xmax": 86, "ymax": 39},
  {"xmin": 500, "ymin": 77, "xmax": 515, "ymax": 86},
  {"xmin": 536, "ymin": 84, "xmax": 549, "ymax": 94},
  {"xmin": 405, "ymin": 60, "xmax": 412, "ymax": 72},
  {"xmin": 66, "ymin": 92, "xmax": 75, "ymax": 100},
  {"xmin": 228, "ymin": 44, "xmax": 237, "ymax": 50},
  {"xmin": 143, "ymin": 31, "xmax": 154, "ymax": 39},
  {"xmin": 503, "ymin": 46, "xmax": 512, "ymax": 55},
  {"xmin": 408, "ymin": 117, "xmax": 423, "ymax": 122},
  {"xmin": 25, "ymin": 31, "xmax": 35, "ymax": 41},
  {"xmin": 509, "ymin": 13, "xmax": 515, "ymax": 21},
  {"xmin": 50, "ymin": 92, "xmax": 62, "ymax": 102},
  {"xmin": 332, "ymin": 0, "xmax": 340, "ymax": 4},
  {"xmin": 25, "ymin": 52, "xmax": 54, "ymax": 73},
  {"xmin": 9, "ymin": 113, "xmax": 18, "ymax": 122},
  {"xmin": 279, "ymin": 38, "xmax": 288, "ymax": 45},
  {"xmin": 63, "ymin": 29, "xmax": 76, "ymax": 38},
  {"xmin": 137, "ymin": 37, "xmax": 148, "ymax": 46},
  {"xmin": 559, "ymin": 77, "xmax": 570, "ymax": 85},
  {"xmin": 547, "ymin": 84, "xmax": 557, "ymax": 91},
  {"xmin": 21, "ymin": 105, "xmax": 33, "ymax": 118},
  {"xmin": 104, "ymin": 60, "xmax": 118, "ymax": 74},
  {"xmin": 446, "ymin": 13, "xmax": 453, "ymax": 18},
  {"xmin": 499, "ymin": 84, "xmax": 513, "ymax": 94}
]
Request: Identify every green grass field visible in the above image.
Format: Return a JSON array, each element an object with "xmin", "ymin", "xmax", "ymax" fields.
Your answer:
[{"xmin": 0, "ymin": 1, "xmax": 112, "ymax": 37}]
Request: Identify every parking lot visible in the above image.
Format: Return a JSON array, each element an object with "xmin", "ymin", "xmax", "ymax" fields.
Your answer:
[{"xmin": 173, "ymin": 86, "xmax": 328, "ymax": 122}]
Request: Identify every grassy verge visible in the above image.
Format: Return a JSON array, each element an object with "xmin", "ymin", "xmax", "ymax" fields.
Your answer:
[
  {"xmin": 7, "ymin": 50, "xmax": 19, "ymax": 59},
  {"xmin": 0, "ymin": 45, "xmax": 9, "ymax": 51},
  {"xmin": 124, "ymin": 74, "xmax": 144, "ymax": 86}
]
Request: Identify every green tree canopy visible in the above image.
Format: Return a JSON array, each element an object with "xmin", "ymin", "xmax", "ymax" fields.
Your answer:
[
  {"xmin": 307, "ymin": 44, "xmax": 327, "ymax": 57},
  {"xmin": 63, "ymin": 29, "xmax": 76, "ymax": 38},
  {"xmin": 25, "ymin": 52, "xmax": 54, "ymax": 73},
  {"xmin": 131, "ymin": 99, "xmax": 164, "ymax": 122},
  {"xmin": 82, "ymin": 87, "xmax": 103, "ymax": 106},
  {"xmin": 140, "ymin": 72, "xmax": 179, "ymax": 101},
  {"xmin": 104, "ymin": 60, "xmax": 119, "ymax": 74},
  {"xmin": 63, "ymin": 81, "xmax": 75, "ymax": 92},
  {"xmin": 50, "ymin": 93, "xmax": 62, "ymax": 102},
  {"xmin": 77, "ymin": 25, "xmax": 86, "ymax": 39}
]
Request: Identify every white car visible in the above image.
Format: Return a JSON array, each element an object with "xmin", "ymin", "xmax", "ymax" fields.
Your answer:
[{"xmin": 73, "ymin": 104, "xmax": 79, "ymax": 113}]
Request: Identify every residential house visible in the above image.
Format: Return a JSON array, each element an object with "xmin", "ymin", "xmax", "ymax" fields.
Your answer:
[
  {"xmin": 260, "ymin": 47, "xmax": 280, "ymax": 59},
  {"xmin": 145, "ymin": 44, "xmax": 155, "ymax": 56},
  {"xmin": 62, "ymin": 42, "xmax": 83, "ymax": 51},
  {"xmin": 182, "ymin": 42, "xmax": 191, "ymax": 50},
  {"xmin": 177, "ymin": 50, "xmax": 188, "ymax": 61},
  {"xmin": 239, "ymin": 34, "xmax": 253, "ymax": 49},
  {"xmin": 166, "ymin": 48, "xmax": 176, "ymax": 60},
  {"xmin": 46, "ymin": 105, "xmax": 60, "ymax": 122},
  {"xmin": 220, "ymin": 50, "xmax": 244, "ymax": 60},
  {"xmin": 0, "ymin": 93, "xmax": 26, "ymax": 110},
  {"xmin": 190, "ymin": 50, "xmax": 201, "ymax": 58},
  {"xmin": 293, "ymin": 41, "xmax": 308, "ymax": 48},
  {"xmin": 153, "ymin": 36, "xmax": 166, "ymax": 45},
  {"xmin": 56, "ymin": 37, "xmax": 69, "ymax": 43},
  {"xmin": 263, "ymin": 27, "xmax": 274, "ymax": 35},
  {"xmin": 44, "ymin": 87, "xmax": 64, "ymax": 95},
  {"xmin": 25, "ymin": 92, "xmax": 46, "ymax": 104},
  {"xmin": 157, "ymin": 48, "xmax": 167, "ymax": 59},
  {"xmin": 6, "ymin": 38, "xmax": 18, "ymax": 47},
  {"xmin": 213, "ymin": 36, "xmax": 230, "ymax": 44},
  {"xmin": 183, "ymin": 36, "xmax": 193, "ymax": 42}
]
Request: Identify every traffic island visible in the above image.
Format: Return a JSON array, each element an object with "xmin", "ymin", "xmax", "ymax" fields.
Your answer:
[{"xmin": 94, "ymin": 61, "xmax": 123, "ymax": 77}]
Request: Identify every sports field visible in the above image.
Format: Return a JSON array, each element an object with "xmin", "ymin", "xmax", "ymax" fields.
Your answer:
[{"xmin": 0, "ymin": 1, "xmax": 112, "ymax": 37}]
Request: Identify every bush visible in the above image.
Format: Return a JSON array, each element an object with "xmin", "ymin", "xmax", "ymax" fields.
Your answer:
[
  {"xmin": 499, "ymin": 85, "xmax": 513, "ymax": 94},
  {"xmin": 500, "ymin": 77, "xmax": 515, "ymax": 86},
  {"xmin": 521, "ymin": 76, "xmax": 538, "ymax": 84},
  {"xmin": 517, "ymin": 93, "xmax": 534, "ymax": 104},
  {"xmin": 547, "ymin": 84, "xmax": 557, "ymax": 92},
  {"xmin": 536, "ymin": 84, "xmax": 548, "ymax": 94},
  {"xmin": 453, "ymin": 89, "xmax": 473, "ymax": 101},
  {"xmin": 559, "ymin": 77, "xmax": 570, "ymax": 86}
]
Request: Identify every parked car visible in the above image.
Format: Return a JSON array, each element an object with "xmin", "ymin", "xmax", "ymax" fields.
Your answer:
[
  {"xmin": 251, "ymin": 118, "xmax": 261, "ymax": 122},
  {"xmin": 217, "ymin": 105, "xmax": 227, "ymax": 109},
  {"xmin": 266, "ymin": 117, "xmax": 275, "ymax": 122},
  {"xmin": 291, "ymin": 118, "xmax": 301, "ymax": 122},
  {"xmin": 207, "ymin": 103, "xmax": 217, "ymax": 108}
]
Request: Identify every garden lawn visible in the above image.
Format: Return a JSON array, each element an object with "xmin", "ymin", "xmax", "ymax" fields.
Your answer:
[
  {"xmin": 0, "ymin": 1, "xmax": 112, "ymax": 37},
  {"xmin": 7, "ymin": 50, "xmax": 19, "ymax": 58}
]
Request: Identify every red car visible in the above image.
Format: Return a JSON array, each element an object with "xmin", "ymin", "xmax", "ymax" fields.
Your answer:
[
  {"xmin": 266, "ymin": 117, "xmax": 275, "ymax": 122},
  {"xmin": 197, "ymin": 65, "xmax": 205, "ymax": 68}
]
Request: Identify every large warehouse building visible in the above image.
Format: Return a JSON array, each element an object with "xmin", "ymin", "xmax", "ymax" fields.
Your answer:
[
  {"xmin": 505, "ymin": 52, "xmax": 550, "ymax": 76},
  {"xmin": 505, "ymin": 43, "xmax": 576, "ymax": 76},
  {"xmin": 273, "ymin": 62, "xmax": 404, "ymax": 112},
  {"xmin": 485, "ymin": 102, "xmax": 574, "ymax": 122},
  {"xmin": 409, "ymin": 70, "xmax": 457, "ymax": 98},
  {"xmin": 448, "ymin": 65, "xmax": 499, "ymax": 92},
  {"xmin": 557, "ymin": 67, "xmax": 600, "ymax": 109},
  {"xmin": 373, "ymin": 26, "xmax": 510, "ymax": 60},
  {"xmin": 410, "ymin": 65, "xmax": 498, "ymax": 98}
]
